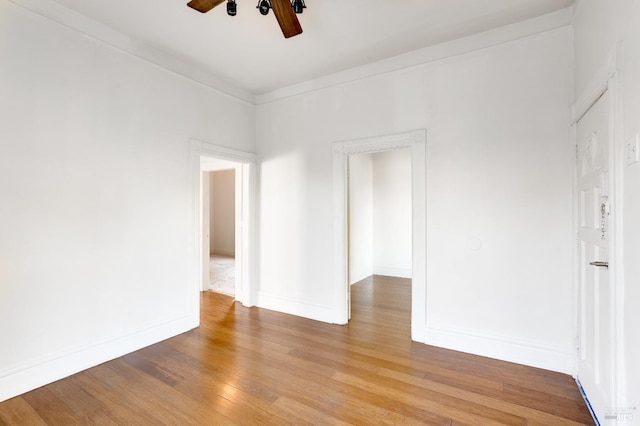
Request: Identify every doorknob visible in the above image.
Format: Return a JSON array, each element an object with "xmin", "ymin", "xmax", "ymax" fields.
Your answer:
[{"xmin": 589, "ymin": 261, "xmax": 609, "ymax": 268}]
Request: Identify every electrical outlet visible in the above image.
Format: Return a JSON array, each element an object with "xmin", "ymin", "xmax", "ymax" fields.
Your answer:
[{"xmin": 626, "ymin": 133, "xmax": 640, "ymax": 166}]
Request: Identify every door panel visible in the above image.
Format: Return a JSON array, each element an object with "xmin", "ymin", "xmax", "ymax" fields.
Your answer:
[{"xmin": 576, "ymin": 90, "xmax": 614, "ymax": 421}]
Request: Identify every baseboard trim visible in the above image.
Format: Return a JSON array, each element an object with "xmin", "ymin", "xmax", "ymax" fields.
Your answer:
[
  {"xmin": 424, "ymin": 325, "xmax": 574, "ymax": 374},
  {"xmin": 211, "ymin": 249, "xmax": 235, "ymax": 257},
  {"xmin": 0, "ymin": 315, "xmax": 197, "ymax": 403},
  {"xmin": 576, "ymin": 378, "xmax": 601, "ymax": 426},
  {"xmin": 372, "ymin": 267, "xmax": 412, "ymax": 279},
  {"xmin": 257, "ymin": 292, "xmax": 339, "ymax": 324}
]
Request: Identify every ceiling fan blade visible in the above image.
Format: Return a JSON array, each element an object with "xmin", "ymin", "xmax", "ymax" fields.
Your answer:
[
  {"xmin": 187, "ymin": 0, "xmax": 225, "ymax": 13},
  {"xmin": 270, "ymin": 0, "xmax": 303, "ymax": 38}
]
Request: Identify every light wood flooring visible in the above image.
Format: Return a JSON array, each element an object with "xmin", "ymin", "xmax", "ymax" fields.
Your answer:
[{"xmin": 0, "ymin": 276, "xmax": 594, "ymax": 425}]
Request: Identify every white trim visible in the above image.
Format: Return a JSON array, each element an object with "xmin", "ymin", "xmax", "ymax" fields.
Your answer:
[
  {"xmin": 570, "ymin": 121, "xmax": 579, "ymax": 378},
  {"xmin": 7, "ymin": 0, "xmax": 571, "ymax": 107},
  {"xmin": 571, "ymin": 0, "xmax": 586, "ymax": 24},
  {"xmin": 256, "ymin": 9, "xmax": 572, "ymax": 105},
  {"xmin": 211, "ymin": 249, "xmax": 235, "ymax": 257},
  {"xmin": 571, "ymin": 45, "xmax": 618, "ymax": 125},
  {"xmin": 425, "ymin": 326, "xmax": 575, "ymax": 374},
  {"xmin": 372, "ymin": 268, "xmax": 412, "ymax": 279},
  {"xmin": 193, "ymin": 139, "xmax": 257, "ymax": 163},
  {"xmin": 0, "ymin": 315, "xmax": 194, "ymax": 403},
  {"xmin": 6, "ymin": 0, "xmax": 255, "ymax": 105},
  {"xmin": 609, "ymin": 42, "xmax": 626, "ymax": 414},
  {"xmin": 256, "ymin": 292, "xmax": 337, "ymax": 324},
  {"xmin": 333, "ymin": 130, "xmax": 427, "ymax": 341},
  {"xmin": 190, "ymin": 140, "xmax": 258, "ymax": 307}
]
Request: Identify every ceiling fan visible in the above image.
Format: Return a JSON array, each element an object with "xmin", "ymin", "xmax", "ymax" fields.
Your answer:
[{"xmin": 187, "ymin": 0, "xmax": 305, "ymax": 39}]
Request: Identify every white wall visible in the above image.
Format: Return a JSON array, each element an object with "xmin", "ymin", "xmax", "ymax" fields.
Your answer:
[
  {"xmin": 0, "ymin": 1, "xmax": 254, "ymax": 401},
  {"xmin": 372, "ymin": 149, "xmax": 412, "ymax": 278},
  {"xmin": 349, "ymin": 149, "xmax": 413, "ymax": 283},
  {"xmin": 209, "ymin": 170, "xmax": 236, "ymax": 257},
  {"xmin": 257, "ymin": 26, "xmax": 574, "ymax": 372},
  {"xmin": 574, "ymin": 0, "xmax": 640, "ymax": 421},
  {"xmin": 348, "ymin": 153, "xmax": 373, "ymax": 284}
]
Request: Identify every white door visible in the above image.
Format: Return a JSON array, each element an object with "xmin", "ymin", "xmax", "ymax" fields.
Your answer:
[{"xmin": 576, "ymin": 90, "xmax": 614, "ymax": 421}]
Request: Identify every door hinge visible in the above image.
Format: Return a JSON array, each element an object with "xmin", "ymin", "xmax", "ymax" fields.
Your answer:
[{"xmin": 575, "ymin": 144, "xmax": 579, "ymax": 160}]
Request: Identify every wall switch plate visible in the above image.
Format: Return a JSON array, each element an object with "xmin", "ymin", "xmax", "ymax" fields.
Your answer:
[{"xmin": 626, "ymin": 133, "xmax": 640, "ymax": 166}]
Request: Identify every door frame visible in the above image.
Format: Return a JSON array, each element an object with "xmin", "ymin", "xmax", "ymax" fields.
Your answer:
[
  {"xmin": 189, "ymin": 139, "xmax": 257, "ymax": 324},
  {"xmin": 332, "ymin": 130, "xmax": 427, "ymax": 342},
  {"xmin": 570, "ymin": 43, "xmax": 625, "ymax": 419}
]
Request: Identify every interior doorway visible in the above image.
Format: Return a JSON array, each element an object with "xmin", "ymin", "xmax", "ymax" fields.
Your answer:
[
  {"xmin": 333, "ymin": 130, "xmax": 426, "ymax": 342},
  {"xmin": 348, "ymin": 149, "xmax": 413, "ymax": 282},
  {"xmin": 347, "ymin": 149, "xmax": 412, "ymax": 319},
  {"xmin": 202, "ymin": 164, "xmax": 239, "ymax": 296},
  {"xmin": 192, "ymin": 140, "xmax": 257, "ymax": 310}
]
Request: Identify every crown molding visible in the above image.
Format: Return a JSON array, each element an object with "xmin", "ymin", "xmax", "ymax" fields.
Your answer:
[
  {"xmin": 7, "ymin": 0, "xmax": 573, "ymax": 108},
  {"xmin": 6, "ymin": 0, "xmax": 256, "ymax": 106},
  {"xmin": 256, "ymin": 7, "xmax": 573, "ymax": 105}
]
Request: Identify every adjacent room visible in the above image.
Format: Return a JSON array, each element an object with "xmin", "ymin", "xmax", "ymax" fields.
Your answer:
[
  {"xmin": 1, "ymin": 0, "xmax": 639, "ymax": 424},
  {"xmin": 202, "ymin": 162, "xmax": 238, "ymax": 296}
]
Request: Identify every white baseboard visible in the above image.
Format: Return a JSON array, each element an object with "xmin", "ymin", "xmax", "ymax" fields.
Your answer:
[
  {"xmin": 373, "ymin": 267, "xmax": 412, "ymax": 279},
  {"xmin": 349, "ymin": 269, "xmax": 373, "ymax": 285},
  {"xmin": 257, "ymin": 292, "xmax": 339, "ymax": 324},
  {"xmin": 424, "ymin": 325, "xmax": 575, "ymax": 375},
  {"xmin": 0, "ymin": 315, "xmax": 197, "ymax": 403},
  {"xmin": 211, "ymin": 249, "xmax": 235, "ymax": 257}
]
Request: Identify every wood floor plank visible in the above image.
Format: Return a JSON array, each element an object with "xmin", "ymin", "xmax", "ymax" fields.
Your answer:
[
  {"xmin": 46, "ymin": 379, "xmax": 110, "ymax": 423},
  {"xmin": 21, "ymin": 388, "xmax": 81, "ymax": 426},
  {"xmin": 0, "ymin": 276, "xmax": 594, "ymax": 425},
  {"xmin": 239, "ymin": 349, "xmax": 448, "ymax": 424},
  {"xmin": 382, "ymin": 364, "xmax": 591, "ymax": 426},
  {"xmin": 331, "ymin": 371, "xmax": 526, "ymax": 426},
  {"xmin": 69, "ymin": 370, "xmax": 187, "ymax": 425},
  {"xmin": 0, "ymin": 398, "xmax": 46, "ymax": 426}
]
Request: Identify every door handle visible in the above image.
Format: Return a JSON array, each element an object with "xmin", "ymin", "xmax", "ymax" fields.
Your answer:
[{"xmin": 589, "ymin": 261, "xmax": 609, "ymax": 268}]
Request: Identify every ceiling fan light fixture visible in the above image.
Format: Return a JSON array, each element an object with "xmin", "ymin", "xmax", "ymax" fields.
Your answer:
[
  {"xmin": 227, "ymin": 0, "xmax": 237, "ymax": 16},
  {"xmin": 257, "ymin": 0, "xmax": 271, "ymax": 15},
  {"xmin": 291, "ymin": 0, "xmax": 305, "ymax": 14}
]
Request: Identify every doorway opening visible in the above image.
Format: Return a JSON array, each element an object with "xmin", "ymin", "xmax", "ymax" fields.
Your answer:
[
  {"xmin": 333, "ymin": 130, "xmax": 426, "ymax": 342},
  {"xmin": 348, "ymin": 149, "xmax": 412, "ymax": 323},
  {"xmin": 202, "ymin": 163, "xmax": 239, "ymax": 297},
  {"xmin": 191, "ymin": 140, "xmax": 256, "ymax": 314}
]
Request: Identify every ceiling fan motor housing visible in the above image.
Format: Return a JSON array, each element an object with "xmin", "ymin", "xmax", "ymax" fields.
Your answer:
[
  {"xmin": 258, "ymin": 0, "xmax": 271, "ymax": 15},
  {"xmin": 227, "ymin": 0, "xmax": 237, "ymax": 16}
]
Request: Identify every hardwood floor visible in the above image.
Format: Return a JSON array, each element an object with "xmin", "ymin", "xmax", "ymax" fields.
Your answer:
[{"xmin": 0, "ymin": 276, "xmax": 594, "ymax": 425}]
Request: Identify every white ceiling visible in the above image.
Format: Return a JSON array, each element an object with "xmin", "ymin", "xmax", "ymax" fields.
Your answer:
[{"xmin": 43, "ymin": 0, "xmax": 573, "ymax": 95}]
